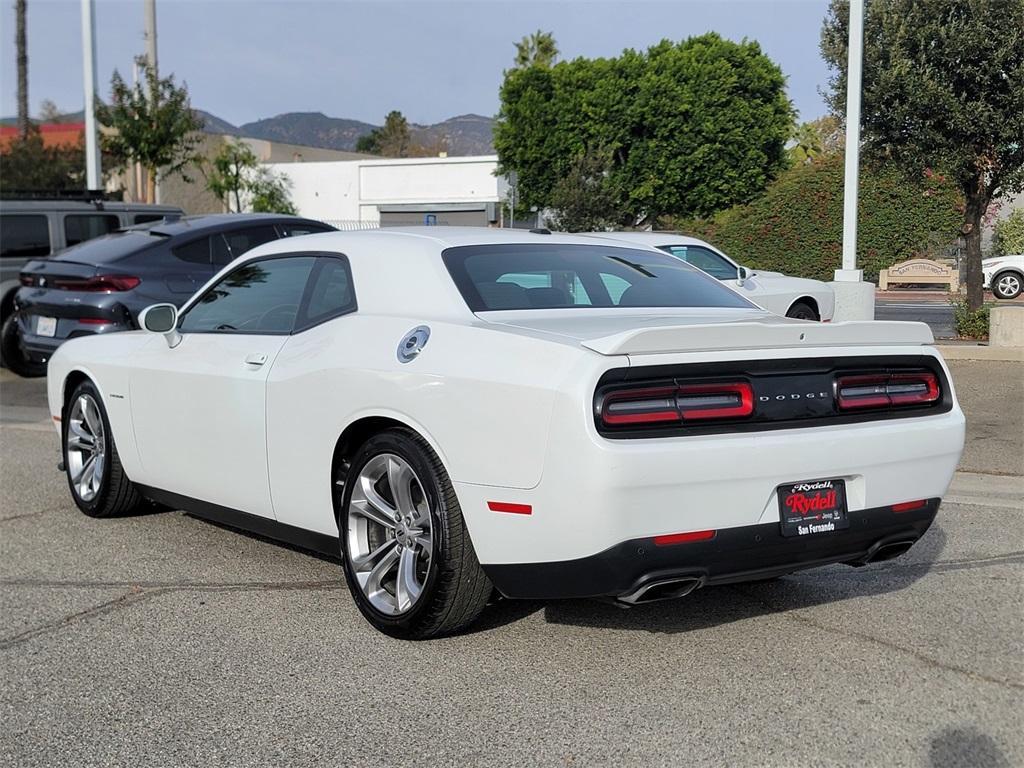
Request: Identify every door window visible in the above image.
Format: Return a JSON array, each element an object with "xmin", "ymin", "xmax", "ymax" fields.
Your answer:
[
  {"xmin": 660, "ymin": 245, "xmax": 739, "ymax": 281},
  {"xmin": 64, "ymin": 214, "xmax": 121, "ymax": 247},
  {"xmin": 0, "ymin": 214, "xmax": 51, "ymax": 258},
  {"xmin": 179, "ymin": 256, "xmax": 316, "ymax": 334},
  {"xmin": 172, "ymin": 234, "xmax": 231, "ymax": 266},
  {"xmin": 295, "ymin": 256, "xmax": 357, "ymax": 331},
  {"xmin": 223, "ymin": 225, "xmax": 279, "ymax": 260}
]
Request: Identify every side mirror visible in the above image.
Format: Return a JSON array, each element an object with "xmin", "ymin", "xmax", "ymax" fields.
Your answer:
[
  {"xmin": 139, "ymin": 303, "xmax": 182, "ymax": 348},
  {"xmin": 736, "ymin": 266, "xmax": 751, "ymax": 286}
]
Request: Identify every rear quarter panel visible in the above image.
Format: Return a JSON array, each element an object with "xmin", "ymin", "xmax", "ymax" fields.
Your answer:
[{"xmin": 265, "ymin": 314, "xmax": 592, "ymax": 536}]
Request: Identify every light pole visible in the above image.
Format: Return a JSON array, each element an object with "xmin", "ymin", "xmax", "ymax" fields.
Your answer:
[
  {"xmin": 830, "ymin": 0, "xmax": 875, "ymax": 321},
  {"xmin": 80, "ymin": 0, "xmax": 101, "ymax": 191}
]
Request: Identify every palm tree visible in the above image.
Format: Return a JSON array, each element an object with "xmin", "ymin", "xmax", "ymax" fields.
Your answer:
[
  {"xmin": 514, "ymin": 30, "xmax": 558, "ymax": 69},
  {"xmin": 16, "ymin": 0, "xmax": 29, "ymax": 138}
]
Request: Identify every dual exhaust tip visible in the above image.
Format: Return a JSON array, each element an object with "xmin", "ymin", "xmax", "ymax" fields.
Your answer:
[
  {"xmin": 618, "ymin": 576, "xmax": 703, "ymax": 605},
  {"xmin": 617, "ymin": 537, "xmax": 920, "ymax": 605}
]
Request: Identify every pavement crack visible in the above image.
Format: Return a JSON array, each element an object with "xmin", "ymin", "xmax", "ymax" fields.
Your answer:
[
  {"xmin": 0, "ymin": 587, "xmax": 167, "ymax": 651},
  {"xmin": 730, "ymin": 586, "xmax": 1024, "ymax": 692}
]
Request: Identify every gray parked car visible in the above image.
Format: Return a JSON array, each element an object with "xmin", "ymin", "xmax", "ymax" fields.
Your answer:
[
  {"xmin": 0, "ymin": 198, "xmax": 183, "ymax": 328},
  {"xmin": 2, "ymin": 213, "xmax": 334, "ymax": 376}
]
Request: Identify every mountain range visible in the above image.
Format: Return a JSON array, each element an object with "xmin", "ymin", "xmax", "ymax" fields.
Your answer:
[{"xmin": 3, "ymin": 109, "xmax": 497, "ymax": 156}]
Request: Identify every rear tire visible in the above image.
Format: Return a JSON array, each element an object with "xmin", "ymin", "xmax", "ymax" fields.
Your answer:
[
  {"xmin": 63, "ymin": 380, "xmax": 143, "ymax": 518},
  {"xmin": 1, "ymin": 315, "xmax": 46, "ymax": 378},
  {"xmin": 993, "ymin": 271, "xmax": 1022, "ymax": 300},
  {"xmin": 338, "ymin": 428, "xmax": 491, "ymax": 639},
  {"xmin": 785, "ymin": 301, "xmax": 819, "ymax": 321}
]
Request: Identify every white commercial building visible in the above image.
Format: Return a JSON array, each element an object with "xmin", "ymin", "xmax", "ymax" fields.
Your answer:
[{"xmin": 266, "ymin": 155, "xmax": 506, "ymax": 229}]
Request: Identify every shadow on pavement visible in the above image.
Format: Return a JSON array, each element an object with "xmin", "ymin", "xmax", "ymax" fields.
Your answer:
[
  {"xmin": 929, "ymin": 725, "xmax": 1011, "ymax": 768},
  {"xmin": 474, "ymin": 524, "xmax": 951, "ymax": 636}
]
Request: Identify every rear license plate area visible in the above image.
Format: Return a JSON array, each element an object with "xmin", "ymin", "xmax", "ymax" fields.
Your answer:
[
  {"xmin": 36, "ymin": 316, "xmax": 57, "ymax": 337},
  {"xmin": 777, "ymin": 479, "xmax": 849, "ymax": 537}
]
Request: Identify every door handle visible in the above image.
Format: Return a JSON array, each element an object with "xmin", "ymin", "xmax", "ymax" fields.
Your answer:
[{"xmin": 245, "ymin": 353, "xmax": 268, "ymax": 366}]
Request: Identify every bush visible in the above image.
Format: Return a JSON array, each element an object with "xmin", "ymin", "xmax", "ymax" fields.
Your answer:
[
  {"xmin": 992, "ymin": 208, "xmax": 1024, "ymax": 257},
  {"xmin": 951, "ymin": 298, "xmax": 990, "ymax": 340},
  {"xmin": 668, "ymin": 154, "xmax": 962, "ymax": 281}
]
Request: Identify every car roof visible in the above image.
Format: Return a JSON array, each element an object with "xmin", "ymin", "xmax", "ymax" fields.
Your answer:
[
  {"xmin": 141, "ymin": 213, "xmax": 324, "ymax": 238},
  {"xmin": 0, "ymin": 199, "xmax": 182, "ymax": 214},
  {"xmin": 582, "ymin": 231, "xmax": 712, "ymax": 248}
]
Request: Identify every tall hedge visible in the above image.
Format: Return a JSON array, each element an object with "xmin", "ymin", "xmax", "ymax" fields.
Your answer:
[{"xmin": 673, "ymin": 153, "xmax": 962, "ymax": 281}]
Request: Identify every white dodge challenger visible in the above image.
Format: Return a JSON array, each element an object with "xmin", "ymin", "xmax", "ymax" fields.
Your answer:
[{"xmin": 47, "ymin": 228, "xmax": 965, "ymax": 638}]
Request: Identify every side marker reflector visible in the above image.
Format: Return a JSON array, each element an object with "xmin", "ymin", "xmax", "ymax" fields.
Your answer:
[
  {"xmin": 487, "ymin": 501, "xmax": 532, "ymax": 515},
  {"xmin": 653, "ymin": 529, "xmax": 716, "ymax": 546}
]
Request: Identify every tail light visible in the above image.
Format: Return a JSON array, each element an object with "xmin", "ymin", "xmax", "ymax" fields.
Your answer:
[
  {"xmin": 51, "ymin": 275, "xmax": 141, "ymax": 292},
  {"xmin": 18, "ymin": 274, "xmax": 34, "ymax": 286},
  {"xmin": 600, "ymin": 381, "xmax": 753, "ymax": 427},
  {"xmin": 836, "ymin": 372, "xmax": 940, "ymax": 410}
]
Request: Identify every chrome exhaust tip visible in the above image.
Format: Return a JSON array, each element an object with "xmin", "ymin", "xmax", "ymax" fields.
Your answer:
[{"xmin": 618, "ymin": 576, "xmax": 703, "ymax": 605}]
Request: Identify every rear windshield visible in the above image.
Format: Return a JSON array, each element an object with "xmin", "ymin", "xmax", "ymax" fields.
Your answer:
[
  {"xmin": 54, "ymin": 231, "xmax": 164, "ymax": 263},
  {"xmin": 443, "ymin": 243, "xmax": 755, "ymax": 311}
]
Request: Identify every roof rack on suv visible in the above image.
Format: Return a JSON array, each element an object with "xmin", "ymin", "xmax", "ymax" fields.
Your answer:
[{"xmin": 0, "ymin": 189, "xmax": 109, "ymax": 204}]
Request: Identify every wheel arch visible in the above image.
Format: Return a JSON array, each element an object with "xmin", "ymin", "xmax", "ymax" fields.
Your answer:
[
  {"xmin": 787, "ymin": 296, "xmax": 820, "ymax": 319},
  {"xmin": 993, "ymin": 267, "xmax": 1024, "ymax": 292},
  {"xmin": 329, "ymin": 413, "xmax": 453, "ymax": 526}
]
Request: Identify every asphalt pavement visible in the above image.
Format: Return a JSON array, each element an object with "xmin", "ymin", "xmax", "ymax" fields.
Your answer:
[{"xmin": 1, "ymin": 361, "xmax": 1021, "ymax": 767}]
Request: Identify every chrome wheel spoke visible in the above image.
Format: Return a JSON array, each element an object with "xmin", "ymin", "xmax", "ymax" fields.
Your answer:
[
  {"xmin": 66, "ymin": 393, "xmax": 105, "ymax": 503},
  {"xmin": 345, "ymin": 452, "xmax": 435, "ymax": 617},
  {"xmin": 395, "ymin": 547, "xmax": 423, "ymax": 612}
]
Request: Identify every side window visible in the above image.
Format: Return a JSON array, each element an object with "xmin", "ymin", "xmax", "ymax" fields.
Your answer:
[
  {"xmin": 64, "ymin": 214, "xmax": 120, "ymax": 247},
  {"xmin": 600, "ymin": 273, "xmax": 630, "ymax": 304},
  {"xmin": 224, "ymin": 225, "xmax": 279, "ymax": 258},
  {"xmin": 661, "ymin": 245, "xmax": 738, "ymax": 281},
  {"xmin": 0, "ymin": 214, "xmax": 51, "ymax": 258},
  {"xmin": 133, "ymin": 213, "xmax": 165, "ymax": 225},
  {"xmin": 179, "ymin": 256, "xmax": 316, "ymax": 334},
  {"xmin": 295, "ymin": 256, "xmax": 357, "ymax": 331},
  {"xmin": 173, "ymin": 236, "xmax": 215, "ymax": 265},
  {"xmin": 280, "ymin": 223, "xmax": 332, "ymax": 238}
]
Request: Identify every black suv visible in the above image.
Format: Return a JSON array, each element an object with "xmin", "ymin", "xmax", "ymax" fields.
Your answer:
[{"xmin": 2, "ymin": 214, "xmax": 334, "ymax": 376}]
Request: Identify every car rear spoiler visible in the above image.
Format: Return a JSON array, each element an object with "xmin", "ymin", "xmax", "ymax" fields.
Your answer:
[{"xmin": 580, "ymin": 320, "xmax": 935, "ymax": 356}]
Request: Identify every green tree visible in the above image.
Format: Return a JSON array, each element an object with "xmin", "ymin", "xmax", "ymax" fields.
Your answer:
[
  {"xmin": 248, "ymin": 168, "xmax": 297, "ymax": 215},
  {"xmin": 98, "ymin": 57, "xmax": 204, "ymax": 203},
  {"xmin": 822, "ymin": 0, "xmax": 1024, "ymax": 310},
  {"xmin": 205, "ymin": 138, "xmax": 259, "ymax": 212},
  {"xmin": 355, "ymin": 110, "xmax": 412, "ymax": 157},
  {"xmin": 992, "ymin": 208, "xmax": 1024, "ymax": 257},
  {"xmin": 547, "ymin": 149, "xmax": 620, "ymax": 231},
  {"xmin": 789, "ymin": 121, "xmax": 825, "ymax": 166},
  {"xmin": 495, "ymin": 34, "xmax": 794, "ymax": 226},
  {"xmin": 0, "ymin": 131, "xmax": 84, "ymax": 193},
  {"xmin": 514, "ymin": 30, "xmax": 559, "ymax": 69}
]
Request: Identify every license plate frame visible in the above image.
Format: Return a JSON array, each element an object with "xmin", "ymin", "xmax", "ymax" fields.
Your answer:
[
  {"xmin": 777, "ymin": 478, "xmax": 849, "ymax": 538},
  {"xmin": 36, "ymin": 316, "xmax": 57, "ymax": 337}
]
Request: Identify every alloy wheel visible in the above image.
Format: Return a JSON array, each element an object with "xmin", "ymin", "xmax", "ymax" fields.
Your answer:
[
  {"xmin": 66, "ymin": 394, "xmax": 106, "ymax": 502},
  {"xmin": 345, "ymin": 453, "xmax": 434, "ymax": 616},
  {"xmin": 995, "ymin": 273, "xmax": 1021, "ymax": 299}
]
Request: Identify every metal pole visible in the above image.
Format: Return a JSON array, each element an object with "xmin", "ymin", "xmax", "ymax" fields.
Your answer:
[
  {"xmin": 81, "ymin": 0, "xmax": 101, "ymax": 190},
  {"xmin": 839, "ymin": 0, "xmax": 864, "ymax": 278},
  {"xmin": 143, "ymin": 0, "xmax": 159, "ymax": 202},
  {"xmin": 144, "ymin": 0, "xmax": 158, "ymax": 78}
]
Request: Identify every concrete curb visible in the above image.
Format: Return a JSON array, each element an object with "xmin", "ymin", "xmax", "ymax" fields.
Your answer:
[{"xmin": 936, "ymin": 345, "xmax": 1024, "ymax": 362}]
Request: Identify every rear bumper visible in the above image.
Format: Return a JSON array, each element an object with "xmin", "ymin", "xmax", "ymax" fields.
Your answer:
[
  {"xmin": 12, "ymin": 312, "xmax": 127, "ymax": 363},
  {"xmin": 483, "ymin": 499, "xmax": 938, "ymax": 600}
]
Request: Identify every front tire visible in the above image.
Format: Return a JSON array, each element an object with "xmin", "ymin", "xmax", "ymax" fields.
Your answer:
[
  {"xmin": 338, "ymin": 428, "xmax": 491, "ymax": 639},
  {"xmin": 0, "ymin": 315, "xmax": 46, "ymax": 378},
  {"xmin": 63, "ymin": 380, "xmax": 143, "ymax": 518},
  {"xmin": 785, "ymin": 301, "xmax": 819, "ymax": 321},
  {"xmin": 993, "ymin": 272, "xmax": 1022, "ymax": 300}
]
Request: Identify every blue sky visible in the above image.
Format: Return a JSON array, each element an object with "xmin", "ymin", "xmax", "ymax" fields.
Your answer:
[{"xmin": 1, "ymin": 0, "xmax": 833, "ymax": 127}]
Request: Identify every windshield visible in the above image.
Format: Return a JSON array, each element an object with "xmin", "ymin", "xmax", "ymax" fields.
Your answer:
[{"xmin": 443, "ymin": 243, "xmax": 756, "ymax": 311}]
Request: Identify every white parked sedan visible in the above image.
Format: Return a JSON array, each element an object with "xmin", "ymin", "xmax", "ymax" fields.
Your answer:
[
  {"xmin": 587, "ymin": 231, "xmax": 835, "ymax": 321},
  {"xmin": 982, "ymin": 253, "xmax": 1024, "ymax": 299},
  {"xmin": 47, "ymin": 228, "xmax": 964, "ymax": 638}
]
